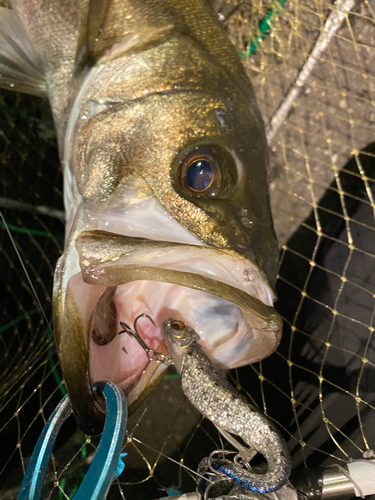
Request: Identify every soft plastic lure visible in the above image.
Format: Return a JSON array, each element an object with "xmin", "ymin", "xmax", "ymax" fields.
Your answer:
[{"xmin": 162, "ymin": 318, "xmax": 291, "ymax": 494}]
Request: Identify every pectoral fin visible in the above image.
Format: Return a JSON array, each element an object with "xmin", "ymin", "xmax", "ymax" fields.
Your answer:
[{"xmin": 0, "ymin": 8, "xmax": 46, "ymax": 97}]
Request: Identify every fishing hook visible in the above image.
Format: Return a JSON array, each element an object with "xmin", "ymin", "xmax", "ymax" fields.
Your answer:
[{"xmin": 119, "ymin": 314, "xmax": 173, "ymax": 365}]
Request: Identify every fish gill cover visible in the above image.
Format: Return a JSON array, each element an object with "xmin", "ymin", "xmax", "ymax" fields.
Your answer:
[{"xmin": 0, "ymin": 0, "xmax": 375, "ymax": 499}]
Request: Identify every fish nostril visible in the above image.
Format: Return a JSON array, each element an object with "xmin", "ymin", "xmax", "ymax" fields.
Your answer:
[
  {"xmin": 236, "ymin": 242, "xmax": 248, "ymax": 250},
  {"xmin": 241, "ymin": 217, "xmax": 253, "ymax": 228},
  {"xmin": 235, "ymin": 243, "xmax": 256, "ymax": 261}
]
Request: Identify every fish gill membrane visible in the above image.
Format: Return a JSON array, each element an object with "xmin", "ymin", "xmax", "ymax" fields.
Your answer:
[
  {"xmin": 162, "ymin": 318, "xmax": 292, "ymax": 493},
  {"xmin": 0, "ymin": 1, "xmax": 282, "ymax": 434}
]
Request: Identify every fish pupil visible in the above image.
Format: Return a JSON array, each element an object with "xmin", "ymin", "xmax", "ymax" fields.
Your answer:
[{"xmin": 185, "ymin": 159, "xmax": 214, "ymax": 192}]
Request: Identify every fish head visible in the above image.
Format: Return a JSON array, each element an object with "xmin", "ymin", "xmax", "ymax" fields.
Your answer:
[
  {"xmin": 53, "ymin": 33, "xmax": 282, "ymax": 435},
  {"xmin": 71, "ymin": 87, "xmax": 277, "ymax": 271},
  {"xmin": 162, "ymin": 318, "xmax": 198, "ymax": 374}
]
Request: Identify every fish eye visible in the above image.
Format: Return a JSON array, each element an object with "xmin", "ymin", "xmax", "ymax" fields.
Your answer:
[
  {"xmin": 177, "ymin": 145, "xmax": 238, "ymax": 198},
  {"xmin": 171, "ymin": 320, "xmax": 185, "ymax": 331},
  {"xmin": 170, "ymin": 320, "xmax": 187, "ymax": 339},
  {"xmin": 180, "ymin": 147, "xmax": 221, "ymax": 196}
]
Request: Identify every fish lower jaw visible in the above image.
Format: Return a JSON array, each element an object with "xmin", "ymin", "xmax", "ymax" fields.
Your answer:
[
  {"xmin": 64, "ymin": 277, "xmax": 280, "ymax": 407},
  {"xmin": 56, "ymin": 236, "xmax": 282, "ymax": 412}
]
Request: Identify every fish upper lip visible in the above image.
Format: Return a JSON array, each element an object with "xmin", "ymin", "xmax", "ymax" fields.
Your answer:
[{"xmin": 75, "ymin": 229, "xmax": 277, "ymax": 310}]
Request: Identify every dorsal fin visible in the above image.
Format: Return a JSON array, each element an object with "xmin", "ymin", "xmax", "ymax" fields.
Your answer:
[{"xmin": 0, "ymin": 7, "xmax": 46, "ymax": 97}]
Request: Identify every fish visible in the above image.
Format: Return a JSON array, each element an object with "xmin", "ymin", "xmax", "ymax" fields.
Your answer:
[
  {"xmin": 162, "ymin": 318, "xmax": 291, "ymax": 493},
  {"xmin": 0, "ymin": 0, "xmax": 282, "ymax": 434}
]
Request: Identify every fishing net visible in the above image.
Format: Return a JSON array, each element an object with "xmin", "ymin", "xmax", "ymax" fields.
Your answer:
[{"xmin": 1, "ymin": 0, "xmax": 375, "ymax": 498}]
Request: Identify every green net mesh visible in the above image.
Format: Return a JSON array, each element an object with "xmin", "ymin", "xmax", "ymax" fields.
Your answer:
[{"xmin": 0, "ymin": 0, "xmax": 375, "ymax": 498}]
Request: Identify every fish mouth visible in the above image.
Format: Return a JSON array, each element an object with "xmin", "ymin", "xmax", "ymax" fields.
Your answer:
[{"xmin": 54, "ymin": 230, "xmax": 282, "ymax": 435}]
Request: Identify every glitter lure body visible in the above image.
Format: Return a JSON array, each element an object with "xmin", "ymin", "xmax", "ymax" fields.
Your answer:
[{"xmin": 162, "ymin": 318, "xmax": 292, "ymax": 494}]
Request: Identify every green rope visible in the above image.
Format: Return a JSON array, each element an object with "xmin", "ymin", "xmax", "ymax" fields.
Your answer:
[
  {"xmin": 80, "ymin": 434, "xmax": 88, "ymax": 458},
  {"xmin": 0, "ymin": 220, "xmax": 63, "ymax": 243},
  {"xmin": 164, "ymin": 373, "xmax": 180, "ymax": 380},
  {"xmin": 0, "ymin": 307, "xmax": 41, "ymax": 334},
  {"xmin": 0, "ymin": 305, "xmax": 66, "ymax": 396},
  {"xmin": 1, "ymin": 220, "xmax": 65, "ymax": 392},
  {"xmin": 241, "ymin": 0, "xmax": 287, "ymax": 58},
  {"xmin": 1, "ymin": 102, "xmax": 40, "ymax": 123},
  {"xmin": 58, "ymin": 478, "xmax": 66, "ymax": 500}
]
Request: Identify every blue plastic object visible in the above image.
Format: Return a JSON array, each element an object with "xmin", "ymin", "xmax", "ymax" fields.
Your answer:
[
  {"xmin": 17, "ymin": 381, "xmax": 127, "ymax": 500},
  {"xmin": 166, "ymin": 489, "xmax": 182, "ymax": 496},
  {"xmin": 114, "ymin": 452, "xmax": 128, "ymax": 479}
]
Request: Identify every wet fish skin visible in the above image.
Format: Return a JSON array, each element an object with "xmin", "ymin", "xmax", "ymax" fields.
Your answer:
[
  {"xmin": 1, "ymin": 0, "xmax": 281, "ymax": 435},
  {"xmin": 162, "ymin": 318, "xmax": 291, "ymax": 493},
  {"xmin": 7, "ymin": 0, "xmax": 276, "ymax": 268}
]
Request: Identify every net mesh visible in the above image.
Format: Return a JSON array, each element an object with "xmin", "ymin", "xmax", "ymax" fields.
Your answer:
[{"xmin": 1, "ymin": 0, "xmax": 375, "ymax": 498}]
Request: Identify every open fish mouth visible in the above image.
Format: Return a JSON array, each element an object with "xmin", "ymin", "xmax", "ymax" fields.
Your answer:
[{"xmin": 54, "ymin": 227, "xmax": 282, "ymax": 435}]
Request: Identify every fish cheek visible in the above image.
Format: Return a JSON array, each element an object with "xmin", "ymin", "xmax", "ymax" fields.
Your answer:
[
  {"xmin": 166, "ymin": 145, "xmax": 254, "ymax": 253},
  {"xmin": 167, "ymin": 126, "xmax": 277, "ymax": 278},
  {"xmin": 141, "ymin": 98, "xmax": 262, "ymax": 253},
  {"xmin": 73, "ymin": 109, "xmax": 137, "ymax": 202},
  {"xmin": 72, "ymin": 94, "xmax": 276, "ymax": 278}
]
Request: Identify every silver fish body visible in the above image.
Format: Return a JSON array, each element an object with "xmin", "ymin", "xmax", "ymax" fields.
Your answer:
[
  {"xmin": 0, "ymin": 0, "xmax": 282, "ymax": 433},
  {"xmin": 162, "ymin": 318, "xmax": 291, "ymax": 494}
]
